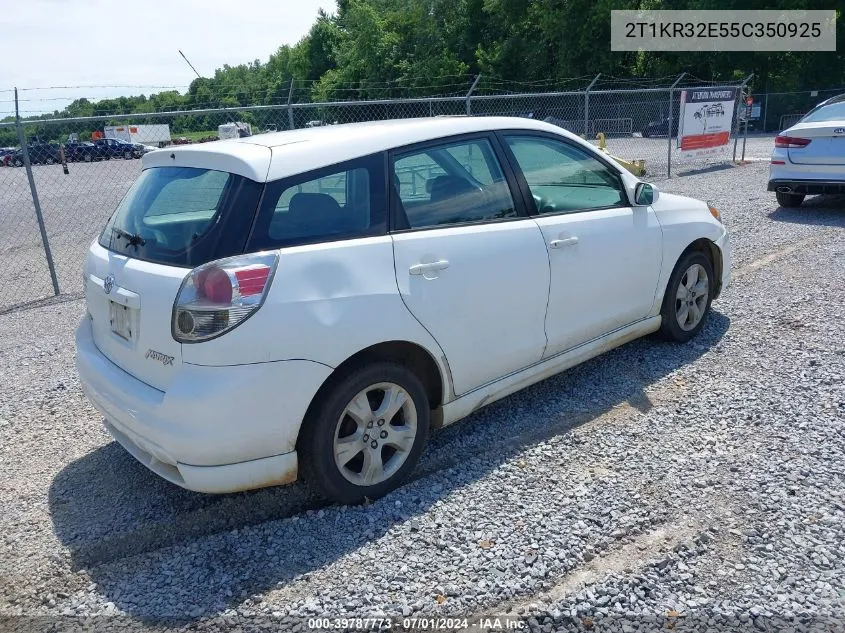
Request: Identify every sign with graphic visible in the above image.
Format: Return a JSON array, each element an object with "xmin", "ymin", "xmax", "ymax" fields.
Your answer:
[{"xmin": 678, "ymin": 88, "xmax": 737, "ymax": 157}]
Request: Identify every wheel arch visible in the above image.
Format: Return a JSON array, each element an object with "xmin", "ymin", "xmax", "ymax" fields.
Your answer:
[
  {"xmin": 299, "ymin": 340, "xmax": 448, "ymax": 443},
  {"xmin": 679, "ymin": 237, "xmax": 723, "ymax": 299}
]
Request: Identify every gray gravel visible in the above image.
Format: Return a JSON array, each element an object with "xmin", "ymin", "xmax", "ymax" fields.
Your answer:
[{"xmin": 0, "ymin": 158, "xmax": 843, "ymax": 633}]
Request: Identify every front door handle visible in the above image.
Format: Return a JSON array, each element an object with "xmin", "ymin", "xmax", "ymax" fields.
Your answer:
[
  {"xmin": 549, "ymin": 236, "xmax": 579, "ymax": 249},
  {"xmin": 409, "ymin": 259, "xmax": 450, "ymax": 275}
]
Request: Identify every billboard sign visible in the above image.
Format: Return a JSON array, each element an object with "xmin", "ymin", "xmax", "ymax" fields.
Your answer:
[{"xmin": 678, "ymin": 88, "xmax": 737, "ymax": 157}]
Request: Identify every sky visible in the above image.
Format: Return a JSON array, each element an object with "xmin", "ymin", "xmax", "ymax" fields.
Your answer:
[{"xmin": 1, "ymin": 0, "xmax": 336, "ymax": 117}]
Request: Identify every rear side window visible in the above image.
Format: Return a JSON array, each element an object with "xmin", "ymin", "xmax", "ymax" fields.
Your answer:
[
  {"xmin": 801, "ymin": 101, "xmax": 845, "ymax": 123},
  {"xmin": 99, "ymin": 166, "xmax": 263, "ymax": 267},
  {"xmin": 247, "ymin": 153, "xmax": 386, "ymax": 249}
]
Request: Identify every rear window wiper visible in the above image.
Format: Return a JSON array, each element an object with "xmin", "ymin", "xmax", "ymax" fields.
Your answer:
[{"xmin": 112, "ymin": 227, "xmax": 146, "ymax": 247}]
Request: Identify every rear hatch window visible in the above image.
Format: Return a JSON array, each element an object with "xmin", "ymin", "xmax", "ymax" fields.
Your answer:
[{"xmin": 99, "ymin": 166, "xmax": 263, "ymax": 267}]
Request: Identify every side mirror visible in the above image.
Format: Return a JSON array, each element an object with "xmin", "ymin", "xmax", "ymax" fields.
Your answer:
[{"xmin": 634, "ymin": 182, "xmax": 658, "ymax": 206}]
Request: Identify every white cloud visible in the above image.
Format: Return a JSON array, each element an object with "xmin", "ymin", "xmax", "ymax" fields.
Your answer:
[{"xmin": 1, "ymin": 0, "xmax": 335, "ymax": 115}]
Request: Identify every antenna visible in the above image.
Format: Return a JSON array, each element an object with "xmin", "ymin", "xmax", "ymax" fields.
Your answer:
[
  {"xmin": 178, "ymin": 50, "xmax": 203, "ymax": 79},
  {"xmin": 176, "ymin": 50, "xmax": 242, "ymax": 133}
]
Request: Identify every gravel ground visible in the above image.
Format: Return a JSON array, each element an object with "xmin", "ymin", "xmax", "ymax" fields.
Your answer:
[{"xmin": 0, "ymin": 159, "xmax": 843, "ymax": 633}]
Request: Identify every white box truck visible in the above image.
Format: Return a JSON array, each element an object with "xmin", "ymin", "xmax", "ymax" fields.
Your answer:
[{"xmin": 104, "ymin": 124, "xmax": 172, "ymax": 147}]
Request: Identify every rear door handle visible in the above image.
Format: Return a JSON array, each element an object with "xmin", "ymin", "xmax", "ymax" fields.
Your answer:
[
  {"xmin": 549, "ymin": 236, "xmax": 579, "ymax": 248},
  {"xmin": 409, "ymin": 259, "xmax": 450, "ymax": 275}
]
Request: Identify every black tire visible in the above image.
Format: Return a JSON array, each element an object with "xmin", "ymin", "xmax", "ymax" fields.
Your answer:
[
  {"xmin": 123, "ymin": 150, "xmax": 133, "ymax": 160},
  {"xmin": 298, "ymin": 362, "xmax": 430, "ymax": 504},
  {"xmin": 658, "ymin": 250, "xmax": 715, "ymax": 343},
  {"xmin": 45, "ymin": 157, "xmax": 55, "ymax": 165},
  {"xmin": 776, "ymin": 191, "xmax": 804, "ymax": 208},
  {"xmin": 12, "ymin": 158, "xmax": 22, "ymax": 167}
]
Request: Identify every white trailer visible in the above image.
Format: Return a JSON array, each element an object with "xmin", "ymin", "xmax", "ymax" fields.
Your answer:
[{"xmin": 104, "ymin": 124, "xmax": 172, "ymax": 147}]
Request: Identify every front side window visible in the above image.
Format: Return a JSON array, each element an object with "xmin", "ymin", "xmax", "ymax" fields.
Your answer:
[
  {"xmin": 392, "ymin": 138, "xmax": 517, "ymax": 229},
  {"xmin": 247, "ymin": 153, "xmax": 385, "ymax": 249},
  {"xmin": 504, "ymin": 135, "xmax": 626, "ymax": 214},
  {"xmin": 99, "ymin": 166, "xmax": 262, "ymax": 267}
]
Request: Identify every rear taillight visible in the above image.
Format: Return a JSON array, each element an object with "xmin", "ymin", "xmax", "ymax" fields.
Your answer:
[
  {"xmin": 775, "ymin": 135, "xmax": 812, "ymax": 148},
  {"xmin": 172, "ymin": 252, "xmax": 278, "ymax": 343}
]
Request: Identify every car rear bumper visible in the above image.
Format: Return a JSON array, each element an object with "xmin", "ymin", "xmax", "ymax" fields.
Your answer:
[
  {"xmin": 75, "ymin": 316, "xmax": 333, "ymax": 493},
  {"xmin": 767, "ymin": 179, "xmax": 845, "ymax": 195}
]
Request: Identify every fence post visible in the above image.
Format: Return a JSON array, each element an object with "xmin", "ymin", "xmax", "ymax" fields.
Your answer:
[
  {"xmin": 466, "ymin": 74, "xmax": 481, "ymax": 115},
  {"xmin": 732, "ymin": 74, "xmax": 754, "ymax": 162},
  {"xmin": 763, "ymin": 92, "xmax": 769, "ymax": 133},
  {"xmin": 666, "ymin": 73, "xmax": 686, "ymax": 178},
  {"xmin": 15, "ymin": 88, "xmax": 59, "ymax": 297},
  {"xmin": 287, "ymin": 79, "xmax": 296, "ymax": 130},
  {"xmin": 584, "ymin": 74, "xmax": 601, "ymax": 137}
]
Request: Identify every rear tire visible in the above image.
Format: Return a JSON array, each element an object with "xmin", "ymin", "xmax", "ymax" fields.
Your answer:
[
  {"xmin": 298, "ymin": 362, "xmax": 430, "ymax": 505},
  {"xmin": 658, "ymin": 250, "xmax": 714, "ymax": 343},
  {"xmin": 776, "ymin": 191, "xmax": 804, "ymax": 207},
  {"xmin": 123, "ymin": 150, "xmax": 133, "ymax": 160}
]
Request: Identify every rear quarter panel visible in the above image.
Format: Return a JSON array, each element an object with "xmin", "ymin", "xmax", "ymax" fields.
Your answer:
[{"xmin": 181, "ymin": 236, "xmax": 452, "ymax": 395}]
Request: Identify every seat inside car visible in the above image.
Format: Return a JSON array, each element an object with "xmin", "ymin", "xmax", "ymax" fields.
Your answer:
[{"xmin": 285, "ymin": 192, "xmax": 352, "ymax": 236}]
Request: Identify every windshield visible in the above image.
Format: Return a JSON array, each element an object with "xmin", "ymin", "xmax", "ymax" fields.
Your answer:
[
  {"xmin": 99, "ymin": 166, "xmax": 263, "ymax": 267},
  {"xmin": 801, "ymin": 101, "xmax": 845, "ymax": 123}
]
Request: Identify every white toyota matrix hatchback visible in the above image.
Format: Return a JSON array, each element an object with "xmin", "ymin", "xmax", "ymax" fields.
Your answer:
[{"xmin": 76, "ymin": 117, "xmax": 731, "ymax": 504}]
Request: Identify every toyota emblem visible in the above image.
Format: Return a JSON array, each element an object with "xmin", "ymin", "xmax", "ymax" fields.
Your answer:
[{"xmin": 103, "ymin": 273, "xmax": 115, "ymax": 295}]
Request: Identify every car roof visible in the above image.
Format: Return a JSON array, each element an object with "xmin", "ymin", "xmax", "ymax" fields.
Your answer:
[{"xmin": 142, "ymin": 116, "xmax": 583, "ymax": 182}]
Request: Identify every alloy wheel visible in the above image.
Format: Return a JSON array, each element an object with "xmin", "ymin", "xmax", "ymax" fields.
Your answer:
[
  {"xmin": 333, "ymin": 382, "xmax": 417, "ymax": 487},
  {"xmin": 675, "ymin": 263, "xmax": 709, "ymax": 331}
]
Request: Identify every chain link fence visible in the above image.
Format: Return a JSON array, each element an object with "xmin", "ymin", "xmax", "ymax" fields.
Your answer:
[
  {"xmin": 1, "ymin": 75, "xmax": 754, "ymax": 312},
  {"xmin": 751, "ymin": 87, "xmax": 845, "ymax": 133}
]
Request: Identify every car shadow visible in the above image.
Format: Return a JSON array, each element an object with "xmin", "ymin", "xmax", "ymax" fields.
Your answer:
[
  {"xmin": 769, "ymin": 194, "xmax": 845, "ymax": 227},
  {"xmin": 674, "ymin": 164, "xmax": 735, "ymax": 178},
  {"xmin": 49, "ymin": 311, "xmax": 730, "ymax": 621}
]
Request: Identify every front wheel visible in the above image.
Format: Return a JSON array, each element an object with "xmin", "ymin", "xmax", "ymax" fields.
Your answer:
[
  {"xmin": 298, "ymin": 362, "xmax": 430, "ymax": 504},
  {"xmin": 123, "ymin": 150, "xmax": 133, "ymax": 160},
  {"xmin": 659, "ymin": 250, "xmax": 714, "ymax": 343},
  {"xmin": 775, "ymin": 191, "xmax": 804, "ymax": 208}
]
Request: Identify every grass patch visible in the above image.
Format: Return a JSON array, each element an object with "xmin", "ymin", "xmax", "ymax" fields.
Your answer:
[{"xmin": 171, "ymin": 130, "xmax": 218, "ymax": 141}]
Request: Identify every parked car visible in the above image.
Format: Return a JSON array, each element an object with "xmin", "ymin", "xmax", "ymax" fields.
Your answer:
[
  {"xmin": 92, "ymin": 137, "xmax": 145, "ymax": 160},
  {"xmin": 10, "ymin": 142, "xmax": 61, "ymax": 166},
  {"xmin": 76, "ymin": 116, "xmax": 731, "ymax": 503},
  {"xmin": 768, "ymin": 92, "xmax": 845, "ymax": 207},
  {"xmin": 641, "ymin": 116, "xmax": 679, "ymax": 138},
  {"xmin": 64, "ymin": 141, "xmax": 97, "ymax": 162}
]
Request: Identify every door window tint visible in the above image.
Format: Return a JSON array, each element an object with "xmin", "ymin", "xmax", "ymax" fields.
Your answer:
[
  {"xmin": 393, "ymin": 138, "xmax": 516, "ymax": 229},
  {"xmin": 505, "ymin": 136, "xmax": 626, "ymax": 214}
]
